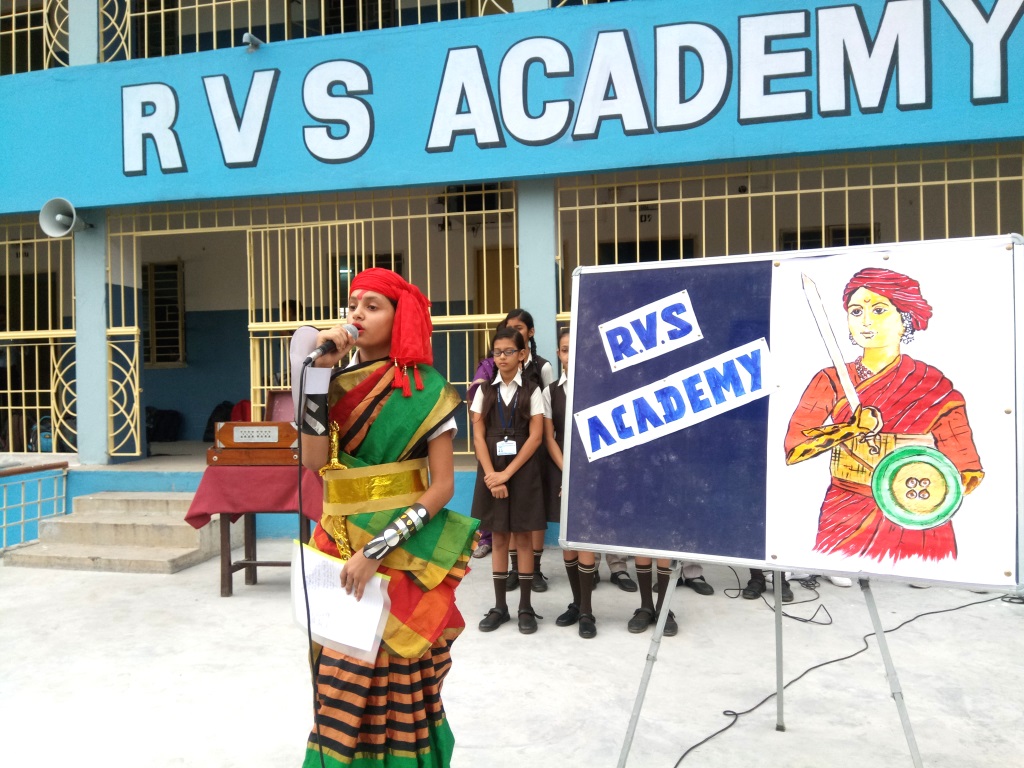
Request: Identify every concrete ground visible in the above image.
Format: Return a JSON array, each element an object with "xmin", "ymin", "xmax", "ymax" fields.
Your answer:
[{"xmin": 2, "ymin": 541, "xmax": 1022, "ymax": 768}]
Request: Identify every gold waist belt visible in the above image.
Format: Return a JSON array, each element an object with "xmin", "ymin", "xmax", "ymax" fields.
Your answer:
[
  {"xmin": 322, "ymin": 458, "xmax": 429, "ymax": 517},
  {"xmin": 830, "ymin": 432, "xmax": 935, "ymax": 486}
]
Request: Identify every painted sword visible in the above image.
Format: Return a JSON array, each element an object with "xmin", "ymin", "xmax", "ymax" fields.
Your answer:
[{"xmin": 801, "ymin": 273, "xmax": 860, "ymax": 413}]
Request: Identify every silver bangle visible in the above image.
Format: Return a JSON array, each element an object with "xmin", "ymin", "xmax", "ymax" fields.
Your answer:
[{"xmin": 362, "ymin": 503, "xmax": 430, "ymax": 560}]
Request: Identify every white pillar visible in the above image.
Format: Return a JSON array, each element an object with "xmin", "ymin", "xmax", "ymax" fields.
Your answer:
[
  {"xmin": 515, "ymin": 179, "xmax": 559, "ymax": 363},
  {"xmin": 513, "ymin": 1, "xmax": 556, "ymax": 358},
  {"xmin": 516, "ymin": 178, "xmax": 559, "ymax": 546},
  {"xmin": 68, "ymin": 0, "xmax": 100, "ymax": 65},
  {"xmin": 73, "ymin": 216, "xmax": 111, "ymax": 464},
  {"xmin": 513, "ymin": 0, "xmax": 550, "ymax": 10},
  {"xmin": 63, "ymin": 3, "xmax": 105, "ymax": 461}
]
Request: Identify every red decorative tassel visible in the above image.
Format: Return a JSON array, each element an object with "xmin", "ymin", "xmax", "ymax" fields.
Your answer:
[
  {"xmin": 389, "ymin": 359, "xmax": 418, "ymax": 397},
  {"xmin": 395, "ymin": 363, "xmax": 411, "ymax": 397}
]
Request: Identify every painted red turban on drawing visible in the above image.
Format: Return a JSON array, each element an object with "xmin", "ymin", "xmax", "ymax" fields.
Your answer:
[
  {"xmin": 843, "ymin": 268, "xmax": 932, "ymax": 331},
  {"xmin": 351, "ymin": 267, "xmax": 433, "ymax": 396}
]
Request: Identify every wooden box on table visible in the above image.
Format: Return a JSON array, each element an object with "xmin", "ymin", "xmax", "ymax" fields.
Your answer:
[{"xmin": 206, "ymin": 420, "xmax": 299, "ymax": 466}]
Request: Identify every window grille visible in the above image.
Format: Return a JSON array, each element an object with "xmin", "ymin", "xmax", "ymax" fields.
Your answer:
[
  {"xmin": 0, "ymin": 0, "xmax": 54, "ymax": 74},
  {"xmin": 780, "ymin": 224, "xmax": 881, "ymax": 251},
  {"xmin": 141, "ymin": 261, "xmax": 186, "ymax": 366},
  {"xmin": 88, "ymin": 0, "xmax": 617, "ymax": 61}
]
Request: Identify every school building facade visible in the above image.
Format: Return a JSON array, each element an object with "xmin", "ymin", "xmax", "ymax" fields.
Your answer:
[{"xmin": 0, "ymin": 0, "xmax": 1022, "ymax": 466}]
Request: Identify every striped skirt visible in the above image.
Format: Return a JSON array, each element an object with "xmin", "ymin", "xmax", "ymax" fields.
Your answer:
[{"xmin": 303, "ymin": 637, "xmax": 456, "ymax": 768}]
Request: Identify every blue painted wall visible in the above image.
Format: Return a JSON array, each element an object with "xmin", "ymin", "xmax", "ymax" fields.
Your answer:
[
  {"xmin": 142, "ymin": 309, "xmax": 250, "ymax": 442},
  {"xmin": 67, "ymin": 471, "xmax": 203, "ymax": 507}
]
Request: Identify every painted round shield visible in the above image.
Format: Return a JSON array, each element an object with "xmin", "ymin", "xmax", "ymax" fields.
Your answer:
[{"xmin": 871, "ymin": 445, "xmax": 963, "ymax": 530}]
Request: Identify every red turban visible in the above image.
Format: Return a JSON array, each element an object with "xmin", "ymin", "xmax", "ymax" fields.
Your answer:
[
  {"xmin": 842, "ymin": 268, "xmax": 932, "ymax": 331},
  {"xmin": 350, "ymin": 268, "xmax": 433, "ymax": 396}
]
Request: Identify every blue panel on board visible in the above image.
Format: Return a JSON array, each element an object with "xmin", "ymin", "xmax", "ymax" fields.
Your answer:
[{"xmin": 565, "ymin": 258, "xmax": 773, "ymax": 560}]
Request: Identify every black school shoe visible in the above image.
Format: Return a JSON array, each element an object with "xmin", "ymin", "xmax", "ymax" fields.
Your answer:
[
  {"xmin": 682, "ymin": 576, "xmax": 714, "ymax": 596},
  {"xmin": 578, "ymin": 614, "xmax": 597, "ymax": 639},
  {"xmin": 780, "ymin": 580, "xmax": 794, "ymax": 602},
  {"xmin": 556, "ymin": 603, "xmax": 580, "ymax": 627},
  {"xmin": 505, "ymin": 571, "xmax": 519, "ymax": 591},
  {"xmin": 478, "ymin": 608, "xmax": 510, "ymax": 632},
  {"xmin": 742, "ymin": 578, "xmax": 766, "ymax": 599},
  {"xmin": 742, "ymin": 578, "xmax": 793, "ymax": 602},
  {"xmin": 660, "ymin": 610, "xmax": 678, "ymax": 637},
  {"xmin": 610, "ymin": 572, "xmax": 638, "ymax": 592},
  {"xmin": 531, "ymin": 570, "xmax": 548, "ymax": 593},
  {"xmin": 627, "ymin": 607, "xmax": 656, "ymax": 633},
  {"xmin": 518, "ymin": 608, "xmax": 540, "ymax": 634}
]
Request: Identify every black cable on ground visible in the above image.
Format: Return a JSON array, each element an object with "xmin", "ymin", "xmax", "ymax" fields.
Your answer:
[
  {"xmin": 721, "ymin": 565, "xmax": 834, "ymax": 625},
  {"xmin": 672, "ymin": 592, "xmax": 1010, "ymax": 766}
]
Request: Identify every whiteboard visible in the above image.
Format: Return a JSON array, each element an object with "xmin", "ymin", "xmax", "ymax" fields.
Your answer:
[{"xmin": 560, "ymin": 235, "xmax": 1022, "ymax": 589}]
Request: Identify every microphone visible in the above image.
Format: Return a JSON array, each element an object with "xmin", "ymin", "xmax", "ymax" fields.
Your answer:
[{"xmin": 303, "ymin": 324, "xmax": 359, "ymax": 365}]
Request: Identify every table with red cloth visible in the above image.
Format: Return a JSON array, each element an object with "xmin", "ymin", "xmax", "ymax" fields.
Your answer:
[{"xmin": 186, "ymin": 465, "xmax": 323, "ymax": 596}]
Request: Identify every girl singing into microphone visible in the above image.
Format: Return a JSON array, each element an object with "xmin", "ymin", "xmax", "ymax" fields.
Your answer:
[{"xmin": 291, "ymin": 268, "xmax": 478, "ymax": 768}]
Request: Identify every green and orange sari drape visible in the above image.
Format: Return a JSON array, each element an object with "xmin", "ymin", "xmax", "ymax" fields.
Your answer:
[{"xmin": 303, "ymin": 360, "xmax": 478, "ymax": 768}]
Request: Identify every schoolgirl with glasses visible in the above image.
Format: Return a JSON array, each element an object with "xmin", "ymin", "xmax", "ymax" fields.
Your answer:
[
  {"xmin": 500, "ymin": 308, "xmax": 555, "ymax": 593},
  {"xmin": 470, "ymin": 326, "xmax": 547, "ymax": 634}
]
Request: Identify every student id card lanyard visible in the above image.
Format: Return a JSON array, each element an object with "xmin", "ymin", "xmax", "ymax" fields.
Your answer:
[{"xmin": 496, "ymin": 388, "xmax": 519, "ymax": 457}]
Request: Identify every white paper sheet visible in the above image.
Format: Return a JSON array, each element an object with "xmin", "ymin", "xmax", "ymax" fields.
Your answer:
[{"xmin": 290, "ymin": 540, "xmax": 391, "ymax": 662}]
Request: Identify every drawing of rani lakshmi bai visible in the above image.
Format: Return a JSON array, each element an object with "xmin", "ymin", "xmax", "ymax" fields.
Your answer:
[{"xmin": 784, "ymin": 268, "xmax": 984, "ymax": 562}]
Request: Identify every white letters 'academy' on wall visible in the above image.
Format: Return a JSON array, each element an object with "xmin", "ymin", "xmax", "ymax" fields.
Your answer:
[
  {"xmin": 572, "ymin": 30, "xmax": 652, "ymax": 139},
  {"xmin": 941, "ymin": 0, "xmax": 1024, "ymax": 104},
  {"xmin": 817, "ymin": 0, "xmax": 928, "ymax": 115},
  {"xmin": 655, "ymin": 23, "xmax": 731, "ymax": 130},
  {"xmin": 499, "ymin": 37, "xmax": 574, "ymax": 146},
  {"xmin": 427, "ymin": 47, "xmax": 506, "ymax": 152},
  {"xmin": 118, "ymin": 0, "xmax": 1024, "ymax": 177},
  {"xmin": 739, "ymin": 11, "xmax": 812, "ymax": 123}
]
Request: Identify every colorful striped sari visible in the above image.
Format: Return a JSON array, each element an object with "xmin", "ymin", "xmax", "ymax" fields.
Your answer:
[{"xmin": 303, "ymin": 360, "xmax": 477, "ymax": 768}]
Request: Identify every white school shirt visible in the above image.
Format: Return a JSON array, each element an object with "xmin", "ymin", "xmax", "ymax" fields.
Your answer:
[
  {"xmin": 524, "ymin": 354, "xmax": 554, "ymax": 417},
  {"xmin": 347, "ymin": 353, "xmax": 457, "ymax": 441},
  {"xmin": 470, "ymin": 369, "xmax": 546, "ymax": 418},
  {"xmin": 524, "ymin": 354, "xmax": 554, "ymax": 388},
  {"xmin": 542, "ymin": 370, "xmax": 568, "ymax": 421}
]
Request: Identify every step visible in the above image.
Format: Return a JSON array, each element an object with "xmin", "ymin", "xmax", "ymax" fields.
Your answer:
[
  {"xmin": 2, "ymin": 491, "xmax": 243, "ymax": 574},
  {"xmin": 3, "ymin": 542, "xmax": 210, "ymax": 574},
  {"xmin": 71, "ymin": 491, "xmax": 196, "ymax": 517},
  {"xmin": 39, "ymin": 513, "xmax": 206, "ymax": 548},
  {"xmin": 62, "ymin": 491, "xmax": 241, "ymax": 552}
]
